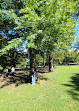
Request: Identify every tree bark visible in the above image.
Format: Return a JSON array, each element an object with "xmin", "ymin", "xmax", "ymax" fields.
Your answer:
[
  {"xmin": 43, "ymin": 54, "xmax": 45, "ymax": 67},
  {"xmin": 51, "ymin": 57, "xmax": 54, "ymax": 72},
  {"xmin": 48, "ymin": 54, "xmax": 54, "ymax": 72},
  {"xmin": 29, "ymin": 48, "xmax": 36, "ymax": 75},
  {"xmin": 29, "ymin": 48, "xmax": 39, "ymax": 83}
]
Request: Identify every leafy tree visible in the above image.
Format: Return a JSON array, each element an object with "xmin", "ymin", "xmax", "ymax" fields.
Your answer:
[
  {"xmin": 58, "ymin": 51, "xmax": 65, "ymax": 65},
  {"xmin": 35, "ymin": 0, "xmax": 78, "ymax": 71},
  {"xmin": 53, "ymin": 50, "xmax": 79, "ymax": 65},
  {"xmin": 36, "ymin": 53, "xmax": 46, "ymax": 66},
  {"xmin": 0, "ymin": 0, "xmax": 78, "ymax": 73},
  {"xmin": 64, "ymin": 50, "xmax": 79, "ymax": 64},
  {"xmin": 0, "ymin": 35, "xmax": 8, "ymax": 49},
  {"xmin": 0, "ymin": 48, "xmax": 27, "ymax": 68}
]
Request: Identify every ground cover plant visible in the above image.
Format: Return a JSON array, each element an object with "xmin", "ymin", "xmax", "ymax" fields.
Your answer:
[{"xmin": 0, "ymin": 65, "xmax": 79, "ymax": 111}]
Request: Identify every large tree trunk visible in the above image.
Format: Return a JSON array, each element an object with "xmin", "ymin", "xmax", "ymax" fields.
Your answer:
[
  {"xmin": 48, "ymin": 54, "xmax": 54, "ymax": 72},
  {"xmin": 29, "ymin": 48, "xmax": 35, "ymax": 69},
  {"xmin": 43, "ymin": 54, "xmax": 45, "ymax": 67},
  {"xmin": 51, "ymin": 57, "xmax": 54, "ymax": 72},
  {"xmin": 29, "ymin": 48, "xmax": 39, "ymax": 83},
  {"xmin": 29, "ymin": 48, "xmax": 36, "ymax": 75}
]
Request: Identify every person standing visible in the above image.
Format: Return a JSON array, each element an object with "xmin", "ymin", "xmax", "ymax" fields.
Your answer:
[
  {"xmin": 11, "ymin": 66, "xmax": 15, "ymax": 77},
  {"xmin": 31, "ymin": 65, "xmax": 37, "ymax": 85},
  {"xmin": 4, "ymin": 67, "xmax": 8, "ymax": 78}
]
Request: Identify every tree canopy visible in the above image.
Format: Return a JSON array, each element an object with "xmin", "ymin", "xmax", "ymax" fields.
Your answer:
[{"xmin": 0, "ymin": 0, "xmax": 79, "ymax": 71}]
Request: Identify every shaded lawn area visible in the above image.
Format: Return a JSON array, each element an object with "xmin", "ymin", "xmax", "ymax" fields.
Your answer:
[
  {"xmin": 0, "ymin": 65, "xmax": 79, "ymax": 111},
  {"xmin": 0, "ymin": 70, "xmax": 31, "ymax": 88},
  {"xmin": 0, "ymin": 67, "xmax": 49, "ymax": 88}
]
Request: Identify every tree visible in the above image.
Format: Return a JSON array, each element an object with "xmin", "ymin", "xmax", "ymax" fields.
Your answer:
[
  {"xmin": 64, "ymin": 50, "xmax": 79, "ymax": 64},
  {"xmin": 35, "ymin": 0, "xmax": 78, "ymax": 71},
  {"xmin": 0, "ymin": 0, "xmax": 78, "ymax": 73}
]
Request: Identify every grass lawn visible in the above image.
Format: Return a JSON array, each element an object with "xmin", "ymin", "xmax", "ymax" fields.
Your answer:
[{"xmin": 0, "ymin": 65, "xmax": 79, "ymax": 111}]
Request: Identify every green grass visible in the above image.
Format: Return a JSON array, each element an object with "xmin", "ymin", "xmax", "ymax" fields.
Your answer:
[
  {"xmin": 0, "ymin": 65, "xmax": 79, "ymax": 111},
  {"xmin": 0, "ymin": 65, "xmax": 3, "ymax": 70}
]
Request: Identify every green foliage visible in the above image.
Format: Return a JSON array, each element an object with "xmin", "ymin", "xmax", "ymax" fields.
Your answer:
[
  {"xmin": 0, "ymin": 0, "xmax": 78, "ymax": 69},
  {"xmin": 16, "ymin": 57, "xmax": 27, "ymax": 68},
  {"xmin": 0, "ymin": 0, "xmax": 78, "ymax": 51},
  {"xmin": 0, "ymin": 35, "xmax": 8, "ymax": 49},
  {"xmin": 58, "ymin": 51, "xmax": 65, "ymax": 65},
  {"xmin": 0, "ymin": 38, "xmax": 23, "ymax": 55},
  {"xmin": 53, "ymin": 50, "xmax": 79, "ymax": 65},
  {"xmin": 65, "ymin": 50, "xmax": 79, "ymax": 64},
  {"xmin": 36, "ymin": 0, "xmax": 78, "ymax": 52},
  {"xmin": 0, "ymin": 65, "xmax": 3, "ymax": 70},
  {"xmin": 8, "ymin": 0, "xmax": 78, "ymax": 51},
  {"xmin": 0, "ymin": 48, "xmax": 27, "ymax": 68},
  {"xmin": 36, "ymin": 54, "xmax": 43, "ymax": 66}
]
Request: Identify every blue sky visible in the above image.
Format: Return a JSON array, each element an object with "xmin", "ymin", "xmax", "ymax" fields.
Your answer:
[
  {"xmin": 72, "ymin": 17, "xmax": 79, "ymax": 48},
  {"xmin": 75, "ymin": 17, "xmax": 79, "ymax": 38}
]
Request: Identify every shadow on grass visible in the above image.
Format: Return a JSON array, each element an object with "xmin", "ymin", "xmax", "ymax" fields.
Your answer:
[
  {"xmin": 0, "ymin": 73, "xmax": 31, "ymax": 88},
  {"xmin": 37, "ymin": 67, "xmax": 49, "ymax": 73},
  {"xmin": 62, "ymin": 73, "xmax": 79, "ymax": 101},
  {"xmin": 0, "ymin": 70, "xmax": 49, "ymax": 88},
  {"xmin": 38, "ymin": 75, "xmax": 48, "ymax": 81}
]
